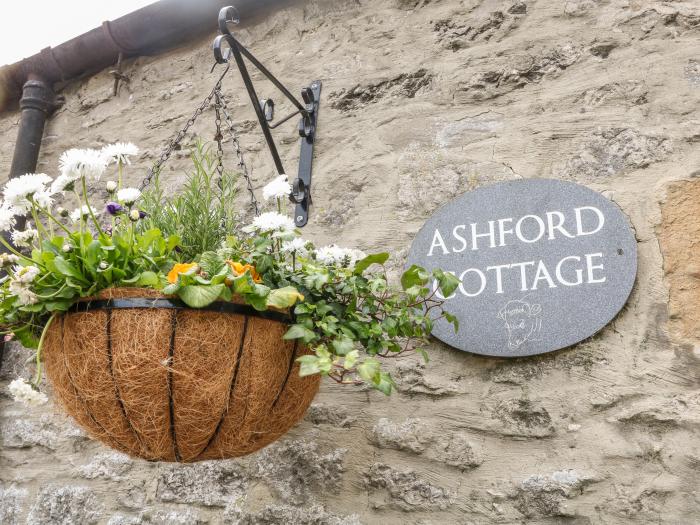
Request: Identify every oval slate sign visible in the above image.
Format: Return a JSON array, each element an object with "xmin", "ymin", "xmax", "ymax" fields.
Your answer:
[{"xmin": 407, "ymin": 179, "xmax": 637, "ymax": 357}]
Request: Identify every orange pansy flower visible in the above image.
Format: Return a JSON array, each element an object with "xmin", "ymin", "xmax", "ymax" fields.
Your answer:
[
  {"xmin": 227, "ymin": 260, "xmax": 262, "ymax": 283},
  {"xmin": 167, "ymin": 262, "xmax": 198, "ymax": 284}
]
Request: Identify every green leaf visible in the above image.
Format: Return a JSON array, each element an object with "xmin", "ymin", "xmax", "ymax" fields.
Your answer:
[
  {"xmin": 53, "ymin": 257, "xmax": 87, "ymax": 282},
  {"xmin": 178, "ymin": 284, "xmax": 224, "ymax": 308},
  {"xmin": 343, "ymin": 349, "xmax": 359, "ymax": 370},
  {"xmin": 433, "ymin": 269, "xmax": 460, "ymax": 298},
  {"xmin": 45, "ymin": 300, "xmax": 72, "ymax": 312},
  {"xmin": 162, "ymin": 283, "xmax": 180, "ymax": 295},
  {"xmin": 266, "ymin": 286, "xmax": 305, "ymax": 309},
  {"xmin": 284, "ymin": 324, "xmax": 317, "ymax": 344},
  {"xmin": 416, "ymin": 348, "xmax": 430, "ymax": 364},
  {"xmin": 297, "ymin": 355, "xmax": 321, "ymax": 377},
  {"xmin": 353, "ymin": 252, "xmax": 389, "ymax": 275},
  {"xmin": 246, "ymin": 284, "xmax": 271, "ymax": 311},
  {"xmin": 375, "ymin": 372, "xmax": 396, "ymax": 396},
  {"xmin": 199, "ymin": 251, "xmax": 225, "ymax": 277},
  {"xmin": 331, "ymin": 336, "xmax": 354, "ymax": 356},
  {"xmin": 232, "ymin": 273, "xmax": 255, "ymax": 295},
  {"xmin": 137, "ymin": 271, "xmax": 160, "ymax": 288},
  {"xmin": 357, "ymin": 358, "xmax": 381, "ymax": 383},
  {"xmin": 401, "ymin": 264, "xmax": 429, "ymax": 290},
  {"xmin": 443, "ymin": 311, "xmax": 459, "ymax": 331},
  {"xmin": 14, "ymin": 327, "xmax": 39, "ymax": 349}
]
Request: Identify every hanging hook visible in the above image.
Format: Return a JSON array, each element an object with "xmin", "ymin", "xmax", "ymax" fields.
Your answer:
[{"xmin": 218, "ymin": 5, "xmax": 240, "ymax": 35}]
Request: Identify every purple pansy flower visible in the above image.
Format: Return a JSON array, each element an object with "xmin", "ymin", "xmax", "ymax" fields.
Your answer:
[{"xmin": 105, "ymin": 202, "xmax": 124, "ymax": 215}]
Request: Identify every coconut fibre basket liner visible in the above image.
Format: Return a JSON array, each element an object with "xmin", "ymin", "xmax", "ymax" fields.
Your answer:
[{"xmin": 43, "ymin": 287, "xmax": 320, "ymax": 462}]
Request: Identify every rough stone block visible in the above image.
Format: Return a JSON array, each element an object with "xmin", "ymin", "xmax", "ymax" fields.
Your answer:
[
  {"xmin": 254, "ymin": 440, "xmax": 346, "ymax": 505},
  {"xmin": 156, "ymin": 461, "xmax": 248, "ymax": 507},
  {"xmin": 659, "ymin": 180, "xmax": 700, "ymax": 343},
  {"xmin": 27, "ymin": 486, "xmax": 102, "ymax": 525},
  {"xmin": 364, "ymin": 463, "xmax": 452, "ymax": 511},
  {"xmin": 0, "ymin": 484, "xmax": 27, "ymax": 525}
]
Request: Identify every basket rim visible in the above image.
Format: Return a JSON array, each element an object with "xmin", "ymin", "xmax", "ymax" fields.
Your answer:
[{"xmin": 69, "ymin": 287, "xmax": 293, "ymax": 324}]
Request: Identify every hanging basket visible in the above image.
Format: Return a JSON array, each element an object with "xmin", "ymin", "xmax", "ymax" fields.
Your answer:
[{"xmin": 43, "ymin": 287, "xmax": 320, "ymax": 462}]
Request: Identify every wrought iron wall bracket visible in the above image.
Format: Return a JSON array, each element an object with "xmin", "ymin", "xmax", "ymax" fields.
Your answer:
[{"xmin": 213, "ymin": 6, "xmax": 321, "ymax": 227}]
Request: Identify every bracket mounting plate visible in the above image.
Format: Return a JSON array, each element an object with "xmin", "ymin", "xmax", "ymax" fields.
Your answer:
[{"xmin": 294, "ymin": 80, "xmax": 321, "ymax": 228}]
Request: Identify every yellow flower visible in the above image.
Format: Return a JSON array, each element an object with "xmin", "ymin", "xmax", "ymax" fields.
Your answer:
[
  {"xmin": 167, "ymin": 262, "xmax": 197, "ymax": 284},
  {"xmin": 227, "ymin": 260, "xmax": 262, "ymax": 283}
]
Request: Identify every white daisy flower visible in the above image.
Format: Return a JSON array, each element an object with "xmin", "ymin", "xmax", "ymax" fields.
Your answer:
[
  {"xmin": 3, "ymin": 173, "xmax": 51, "ymax": 211},
  {"xmin": 282, "ymin": 237, "xmax": 309, "ymax": 255},
  {"xmin": 50, "ymin": 174, "xmax": 75, "ymax": 194},
  {"xmin": 106, "ymin": 181, "xmax": 118, "ymax": 192},
  {"xmin": 33, "ymin": 191, "xmax": 53, "ymax": 209},
  {"xmin": 243, "ymin": 212, "xmax": 296, "ymax": 234},
  {"xmin": 0, "ymin": 253, "xmax": 19, "ymax": 267},
  {"xmin": 11, "ymin": 227, "xmax": 38, "ymax": 248},
  {"xmin": 263, "ymin": 174, "xmax": 292, "ymax": 201},
  {"xmin": 13, "ymin": 265, "xmax": 40, "ymax": 284},
  {"xmin": 116, "ymin": 187, "xmax": 141, "ymax": 205},
  {"xmin": 315, "ymin": 245, "xmax": 366, "ymax": 268},
  {"xmin": 70, "ymin": 205, "xmax": 93, "ymax": 222},
  {"xmin": 0, "ymin": 204, "xmax": 17, "ymax": 232},
  {"xmin": 59, "ymin": 148, "xmax": 107, "ymax": 181},
  {"xmin": 101, "ymin": 142, "xmax": 139, "ymax": 165},
  {"xmin": 10, "ymin": 282, "xmax": 38, "ymax": 306},
  {"xmin": 8, "ymin": 378, "xmax": 47, "ymax": 407}
]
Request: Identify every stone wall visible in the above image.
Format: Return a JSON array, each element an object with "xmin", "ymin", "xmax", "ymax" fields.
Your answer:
[{"xmin": 1, "ymin": 0, "xmax": 699, "ymax": 523}]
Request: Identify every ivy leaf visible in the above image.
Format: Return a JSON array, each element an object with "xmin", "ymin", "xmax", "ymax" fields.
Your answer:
[
  {"xmin": 433, "ymin": 269, "xmax": 460, "ymax": 298},
  {"xmin": 416, "ymin": 348, "xmax": 430, "ymax": 364},
  {"xmin": 303, "ymin": 272, "xmax": 329, "ymax": 291},
  {"xmin": 357, "ymin": 358, "xmax": 381, "ymax": 383},
  {"xmin": 331, "ymin": 336, "xmax": 354, "ymax": 356},
  {"xmin": 297, "ymin": 355, "xmax": 321, "ymax": 377},
  {"xmin": 266, "ymin": 286, "xmax": 305, "ymax": 309},
  {"xmin": 284, "ymin": 324, "xmax": 317, "ymax": 344},
  {"xmin": 178, "ymin": 284, "xmax": 224, "ymax": 308},
  {"xmin": 375, "ymin": 372, "xmax": 396, "ymax": 396},
  {"xmin": 353, "ymin": 252, "xmax": 389, "ymax": 275},
  {"xmin": 443, "ymin": 311, "xmax": 459, "ymax": 331},
  {"xmin": 343, "ymin": 349, "xmax": 359, "ymax": 370},
  {"xmin": 401, "ymin": 264, "xmax": 429, "ymax": 290}
]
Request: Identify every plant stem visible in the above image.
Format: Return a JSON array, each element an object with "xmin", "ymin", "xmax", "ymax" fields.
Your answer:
[
  {"xmin": 29, "ymin": 203, "xmax": 46, "ymax": 245},
  {"xmin": 35, "ymin": 283, "xmax": 68, "ymax": 299},
  {"xmin": 32, "ymin": 201, "xmax": 73, "ymax": 237},
  {"xmin": 118, "ymin": 161, "xmax": 123, "ymax": 191},
  {"xmin": 33, "ymin": 313, "xmax": 56, "ymax": 387},
  {"xmin": 0, "ymin": 236, "xmax": 41, "ymax": 266},
  {"xmin": 73, "ymin": 189, "xmax": 84, "ymax": 238},
  {"xmin": 81, "ymin": 177, "xmax": 106, "ymax": 239}
]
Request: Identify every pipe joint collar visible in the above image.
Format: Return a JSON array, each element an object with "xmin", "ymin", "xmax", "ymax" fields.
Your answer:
[{"xmin": 19, "ymin": 79, "xmax": 56, "ymax": 114}]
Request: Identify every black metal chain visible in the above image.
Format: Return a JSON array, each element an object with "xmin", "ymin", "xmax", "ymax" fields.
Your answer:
[
  {"xmin": 213, "ymin": 91, "xmax": 225, "ymax": 189},
  {"xmin": 139, "ymin": 83, "xmax": 219, "ymax": 190},
  {"xmin": 139, "ymin": 64, "xmax": 260, "ymax": 217},
  {"xmin": 216, "ymin": 90, "xmax": 260, "ymax": 216}
]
